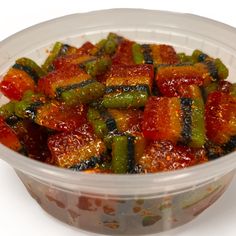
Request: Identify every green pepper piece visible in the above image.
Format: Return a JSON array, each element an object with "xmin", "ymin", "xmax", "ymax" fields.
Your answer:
[
  {"xmin": 16, "ymin": 57, "xmax": 46, "ymax": 78},
  {"xmin": 96, "ymin": 39, "xmax": 107, "ymax": 49},
  {"xmin": 190, "ymin": 98, "xmax": 206, "ymax": 148},
  {"xmin": 61, "ymin": 81, "xmax": 105, "ymax": 105},
  {"xmin": 103, "ymin": 91, "xmax": 148, "ymax": 108},
  {"xmin": 42, "ymin": 42, "xmax": 63, "ymax": 72},
  {"xmin": 14, "ymin": 100, "xmax": 32, "ymax": 118},
  {"xmin": 87, "ymin": 108, "xmax": 108, "ymax": 138},
  {"xmin": 85, "ymin": 57, "xmax": 111, "ymax": 77},
  {"xmin": 214, "ymin": 58, "xmax": 229, "ymax": 80},
  {"xmin": 104, "ymin": 39, "xmax": 117, "ymax": 55},
  {"xmin": 112, "ymin": 135, "xmax": 128, "ymax": 174},
  {"xmin": 192, "ymin": 49, "xmax": 204, "ymax": 63},
  {"xmin": 177, "ymin": 53, "xmax": 193, "ymax": 63},
  {"xmin": 0, "ymin": 101, "xmax": 17, "ymax": 119},
  {"xmin": 22, "ymin": 90, "xmax": 35, "ymax": 101},
  {"xmin": 132, "ymin": 43, "xmax": 144, "ymax": 64}
]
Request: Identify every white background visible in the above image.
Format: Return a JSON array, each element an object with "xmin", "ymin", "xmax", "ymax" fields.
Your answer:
[{"xmin": 0, "ymin": 0, "xmax": 236, "ymax": 235}]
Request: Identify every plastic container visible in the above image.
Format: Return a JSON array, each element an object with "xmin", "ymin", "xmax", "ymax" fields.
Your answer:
[{"xmin": 0, "ymin": 9, "xmax": 236, "ymax": 235}]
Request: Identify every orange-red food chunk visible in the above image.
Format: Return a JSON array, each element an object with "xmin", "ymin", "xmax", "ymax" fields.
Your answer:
[
  {"xmin": 151, "ymin": 44, "xmax": 179, "ymax": 65},
  {"xmin": 156, "ymin": 65, "xmax": 210, "ymax": 97},
  {"xmin": 138, "ymin": 141, "xmax": 207, "ymax": 173},
  {"xmin": 0, "ymin": 116, "xmax": 22, "ymax": 151},
  {"xmin": 0, "ymin": 68, "xmax": 35, "ymax": 100},
  {"xmin": 53, "ymin": 42, "xmax": 97, "ymax": 70},
  {"xmin": 35, "ymin": 101, "xmax": 87, "ymax": 132},
  {"xmin": 14, "ymin": 120, "xmax": 50, "ymax": 162},
  {"xmin": 112, "ymin": 40, "xmax": 134, "ymax": 65},
  {"xmin": 142, "ymin": 96, "xmax": 182, "ymax": 142},
  {"xmin": 108, "ymin": 108, "xmax": 143, "ymax": 133},
  {"xmin": 205, "ymin": 91, "xmax": 236, "ymax": 144},
  {"xmin": 38, "ymin": 64, "xmax": 90, "ymax": 98},
  {"xmin": 105, "ymin": 64, "xmax": 154, "ymax": 89},
  {"xmin": 48, "ymin": 125, "xmax": 106, "ymax": 168}
]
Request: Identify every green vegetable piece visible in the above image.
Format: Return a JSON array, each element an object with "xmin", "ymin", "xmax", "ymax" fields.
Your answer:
[
  {"xmin": 177, "ymin": 53, "xmax": 193, "ymax": 63},
  {"xmin": 14, "ymin": 91, "xmax": 45, "ymax": 119},
  {"xmin": 96, "ymin": 39, "xmax": 107, "ymax": 49},
  {"xmin": 112, "ymin": 136, "xmax": 128, "ymax": 174},
  {"xmin": 203, "ymin": 83, "xmax": 218, "ymax": 98},
  {"xmin": 107, "ymin": 32, "xmax": 121, "ymax": 41},
  {"xmin": 22, "ymin": 90, "xmax": 35, "ymax": 101},
  {"xmin": 14, "ymin": 100, "xmax": 31, "ymax": 118},
  {"xmin": 42, "ymin": 42, "xmax": 63, "ymax": 72},
  {"xmin": 16, "ymin": 57, "xmax": 46, "ymax": 78},
  {"xmin": 87, "ymin": 108, "xmax": 108, "ymax": 138},
  {"xmin": 103, "ymin": 91, "xmax": 148, "ymax": 108},
  {"xmin": 96, "ymin": 33, "xmax": 122, "ymax": 56},
  {"xmin": 0, "ymin": 101, "xmax": 17, "ymax": 119},
  {"xmin": 214, "ymin": 58, "xmax": 229, "ymax": 80},
  {"xmin": 230, "ymin": 83, "xmax": 236, "ymax": 97},
  {"xmin": 105, "ymin": 39, "xmax": 117, "ymax": 55},
  {"xmin": 192, "ymin": 49, "xmax": 204, "ymax": 63},
  {"xmin": 132, "ymin": 43, "xmax": 144, "ymax": 64},
  {"xmin": 61, "ymin": 81, "xmax": 105, "ymax": 105},
  {"xmin": 190, "ymin": 98, "xmax": 206, "ymax": 148},
  {"xmin": 85, "ymin": 57, "xmax": 111, "ymax": 77}
]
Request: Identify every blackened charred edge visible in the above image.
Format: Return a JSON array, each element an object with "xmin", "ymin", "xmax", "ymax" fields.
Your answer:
[
  {"xmin": 127, "ymin": 135, "xmax": 135, "ymax": 173},
  {"xmin": 12, "ymin": 63, "xmax": 39, "ymax": 83},
  {"xmin": 223, "ymin": 136, "xmax": 236, "ymax": 153},
  {"xmin": 205, "ymin": 142, "xmax": 225, "ymax": 160},
  {"xmin": 25, "ymin": 101, "xmax": 44, "ymax": 120},
  {"xmin": 130, "ymin": 164, "xmax": 144, "ymax": 174},
  {"xmin": 58, "ymin": 44, "xmax": 70, "ymax": 57},
  {"xmin": 5, "ymin": 115, "xmax": 21, "ymax": 126},
  {"xmin": 142, "ymin": 44, "xmax": 153, "ymax": 64},
  {"xmin": 200, "ymin": 86, "xmax": 207, "ymax": 103},
  {"xmin": 152, "ymin": 67, "xmax": 159, "ymax": 96},
  {"xmin": 18, "ymin": 146, "xmax": 28, "ymax": 156},
  {"xmin": 105, "ymin": 84, "xmax": 150, "ymax": 95},
  {"xmin": 69, "ymin": 155, "xmax": 104, "ymax": 171},
  {"xmin": 56, "ymin": 79, "xmax": 97, "ymax": 96},
  {"xmin": 181, "ymin": 98, "xmax": 192, "ymax": 145},
  {"xmin": 105, "ymin": 118, "xmax": 117, "ymax": 132},
  {"xmin": 203, "ymin": 60, "xmax": 219, "ymax": 81},
  {"xmin": 99, "ymin": 109, "xmax": 117, "ymax": 132},
  {"xmin": 198, "ymin": 53, "xmax": 208, "ymax": 62}
]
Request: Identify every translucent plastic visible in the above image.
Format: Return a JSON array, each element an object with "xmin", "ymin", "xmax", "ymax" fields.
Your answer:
[{"xmin": 0, "ymin": 9, "xmax": 236, "ymax": 235}]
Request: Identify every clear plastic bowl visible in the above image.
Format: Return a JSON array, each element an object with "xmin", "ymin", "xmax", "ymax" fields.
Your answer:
[{"xmin": 0, "ymin": 9, "xmax": 236, "ymax": 235}]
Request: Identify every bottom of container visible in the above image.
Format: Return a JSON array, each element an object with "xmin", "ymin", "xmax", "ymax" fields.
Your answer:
[{"xmin": 15, "ymin": 170, "xmax": 234, "ymax": 235}]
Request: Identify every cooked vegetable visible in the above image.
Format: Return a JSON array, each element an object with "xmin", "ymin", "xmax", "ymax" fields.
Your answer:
[{"xmin": 0, "ymin": 33, "xmax": 235, "ymax": 174}]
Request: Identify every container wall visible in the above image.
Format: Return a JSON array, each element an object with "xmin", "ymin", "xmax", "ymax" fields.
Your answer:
[{"xmin": 16, "ymin": 170, "xmax": 234, "ymax": 235}]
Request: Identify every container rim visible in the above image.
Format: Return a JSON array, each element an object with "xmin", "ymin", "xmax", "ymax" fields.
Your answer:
[{"xmin": 0, "ymin": 8, "xmax": 236, "ymax": 196}]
